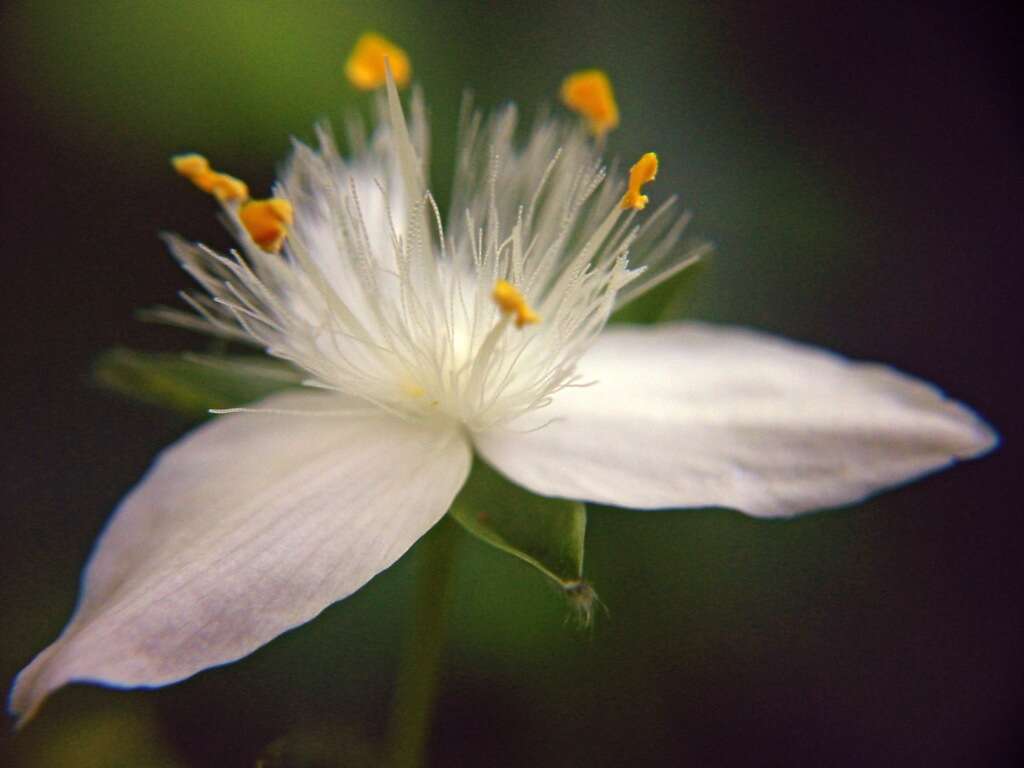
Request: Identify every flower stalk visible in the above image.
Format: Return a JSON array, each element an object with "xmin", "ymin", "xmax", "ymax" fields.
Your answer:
[{"xmin": 386, "ymin": 516, "xmax": 460, "ymax": 768}]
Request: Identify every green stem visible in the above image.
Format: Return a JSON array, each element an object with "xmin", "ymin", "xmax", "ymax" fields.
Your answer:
[{"xmin": 386, "ymin": 516, "xmax": 459, "ymax": 768}]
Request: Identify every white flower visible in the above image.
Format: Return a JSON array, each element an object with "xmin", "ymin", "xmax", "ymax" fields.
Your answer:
[{"xmin": 10, "ymin": 65, "xmax": 996, "ymax": 725}]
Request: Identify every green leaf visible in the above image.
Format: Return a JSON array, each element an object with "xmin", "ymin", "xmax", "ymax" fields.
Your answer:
[
  {"xmin": 449, "ymin": 460, "xmax": 594, "ymax": 619},
  {"xmin": 93, "ymin": 348, "xmax": 302, "ymax": 420},
  {"xmin": 611, "ymin": 251, "xmax": 711, "ymax": 325}
]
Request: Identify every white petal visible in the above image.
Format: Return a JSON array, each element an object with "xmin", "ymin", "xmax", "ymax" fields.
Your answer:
[
  {"xmin": 11, "ymin": 392, "xmax": 471, "ymax": 724},
  {"xmin": 475, "ymin": 322, "xmax": 996, "ymax": 517}
]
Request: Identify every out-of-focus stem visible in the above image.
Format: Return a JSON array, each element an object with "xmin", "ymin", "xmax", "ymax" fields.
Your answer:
[{"xmin": 386, "ymin": 516, "xmax": 459, "ymax": 768}]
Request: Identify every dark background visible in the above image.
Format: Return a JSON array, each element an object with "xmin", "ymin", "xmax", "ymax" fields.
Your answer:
[{"xmin": 2, "ymin": 1, "xmax": 1021, "ymax": 765}]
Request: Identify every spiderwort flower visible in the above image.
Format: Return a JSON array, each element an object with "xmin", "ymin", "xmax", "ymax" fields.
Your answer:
[{"xmin": 10, "ymin": 36, "xmax": 996, "ymax": 725}]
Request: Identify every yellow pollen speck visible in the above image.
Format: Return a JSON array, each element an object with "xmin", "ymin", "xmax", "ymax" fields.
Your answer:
[
  {"xmin": 172, "ymin": 153, "xmax": 249, "ymax": 203},
  {"xmin": 620, "ymin": 152, "xmax": 659, "ymax": 211},
  {"xmin": 240, "ymin": 198, "xmax": 293, "ymax": 253},
  {"xmin": 402, "ymin": 381, "xmax": 426, "ymax": 398},
  {"xmin": 560, "ymin": 69, "xmax": 619, "ymax": 137},
  {"xmin": 345, "ymin": 32, "xmax": 411, "ymax": 91},
  {"xmin": 493, "ymin": 279, "xmax": 540, "ymax": 329}
]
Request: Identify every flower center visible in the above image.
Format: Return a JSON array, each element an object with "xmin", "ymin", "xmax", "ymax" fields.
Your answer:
[{"xmin": 163, "ymin": 61, "xmax": 702, "ymax": 432}]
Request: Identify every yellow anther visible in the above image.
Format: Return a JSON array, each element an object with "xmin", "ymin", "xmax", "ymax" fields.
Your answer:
[
  {"xmin": 560, "ymin": 69, "xmax": 619, "ymax": 137},
  {"xmin": 172, "ymin": 153, "xmax": 210, "ymax": 178},
  {"xmin": 620, "ymin": 152, "xmax": 659, "ymax": 211},
  {"xmin": 514, "ymin": 303, "xmax": 540, "ymax": 328},
  {"xmin": 492, "ymin": 280, "xmax": 522, "ymax": 314},
  {"xmin": 345, "ymin": 32, "xmax": 411, "ymax": 91},
  {"xmin": 492, "ymin": 279, "xmax": 540, "ymax": 329},
  {"xmin": 240, "ymin": 198, "xmax": 293, "ymax": 253},
  {"xmin": 198, "ymin": 172, "xmax": 249, "ymax": 202},
  {"xmin": 172, "ymin": 153, "xmax": 249, "ymax": 202}
]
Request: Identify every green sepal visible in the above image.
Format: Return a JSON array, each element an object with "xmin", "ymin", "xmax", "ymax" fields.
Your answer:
[
  {"xmin": 449, "ymin": 460, "xmax": 592, "ymax": 614},
  {"xmin": 93, "ymin": 348, "xmax": 301, "ymax": 420}
]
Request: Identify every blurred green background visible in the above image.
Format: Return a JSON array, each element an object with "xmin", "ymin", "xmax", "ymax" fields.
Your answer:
[{"xmin": 1, "ymin": 1, "xmax": 1019, "ymax": 765}]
